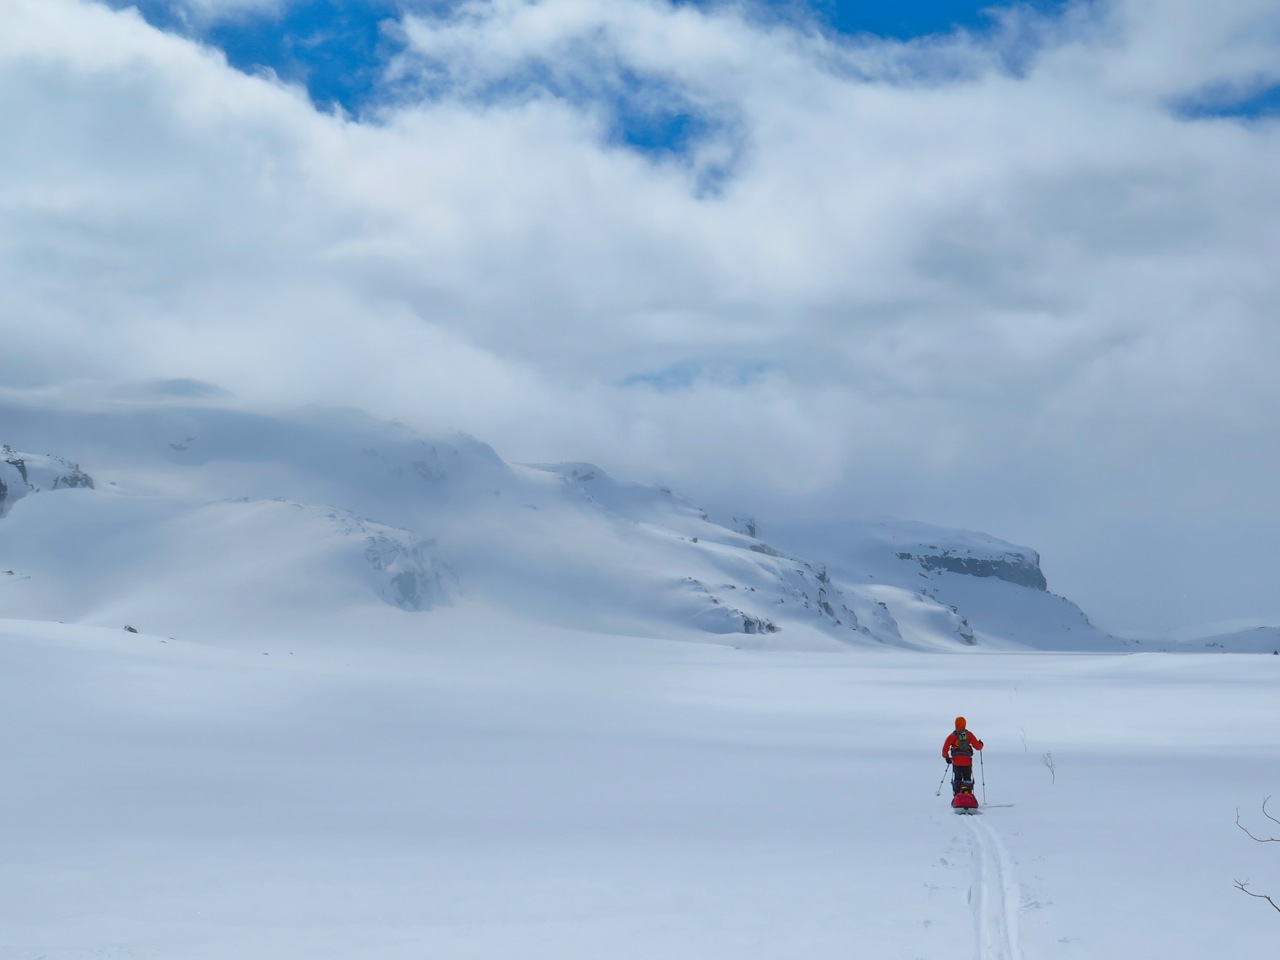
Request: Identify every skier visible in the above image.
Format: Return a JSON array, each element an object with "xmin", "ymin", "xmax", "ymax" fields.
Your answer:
[{"xmin": 942, "ymin": 716, "xmax": 983, "ymax": 804}]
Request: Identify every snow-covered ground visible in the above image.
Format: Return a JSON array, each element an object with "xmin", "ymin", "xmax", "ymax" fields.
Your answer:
[
  {"xmin": 2, "ymin": 383, "xmax": 1278, "ymax": 957},
  {"xmin": 2, "ymin": 613, "xmax": 1277, "ymax": 959}
]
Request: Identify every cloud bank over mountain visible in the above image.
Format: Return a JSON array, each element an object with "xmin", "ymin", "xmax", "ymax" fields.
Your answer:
[{"xmin": 2, "ymin": 0, "xmax": 1279, "ymax": 633}]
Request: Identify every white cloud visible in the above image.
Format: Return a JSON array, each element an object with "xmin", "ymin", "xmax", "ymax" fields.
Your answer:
[
  {"xmin": 169, "ymin": 0, "xmax": 291, "ymax": 24},
  {"xmin": 2, "ymin": 0, "xmax": 1280, "ymax": 631},
  {"xmin": 1039, "ymin": 0, "xmax": 1280, "ymax": 104}
]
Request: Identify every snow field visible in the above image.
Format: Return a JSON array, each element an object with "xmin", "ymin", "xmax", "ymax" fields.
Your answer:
[{"xmin": 1, "ymin": 619, "xmax": 1276, "ymax": 959}]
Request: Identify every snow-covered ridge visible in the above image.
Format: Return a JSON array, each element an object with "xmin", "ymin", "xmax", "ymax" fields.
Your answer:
[
  {"xmin": 829, "ymin": 518, "xmax": 1048, "ymax": 590},
  {"xmin": 0, "ymin": 445, "xmax": 94, "ymax": 517}
]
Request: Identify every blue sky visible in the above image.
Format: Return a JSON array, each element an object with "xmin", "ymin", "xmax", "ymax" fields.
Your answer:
[
  {"xmin": 117, "ymin": 0, "xmax": 1057, "ymax": 113},
  {"xmin": 115, "ymin": 0, "xmax": 405, "ymax": 111},
  {"xmin": 111, "ymin": 0, "xmax": 1280, "ymax": 127},
  {"xmin": 110, "ymin": 0, "xmax": 1280, "ymax": 130}
]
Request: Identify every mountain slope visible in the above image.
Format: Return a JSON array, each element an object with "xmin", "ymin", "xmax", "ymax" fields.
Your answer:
[{"xmin": 0, "ymin": 382, "xmax": 1135, "ymax": 651}]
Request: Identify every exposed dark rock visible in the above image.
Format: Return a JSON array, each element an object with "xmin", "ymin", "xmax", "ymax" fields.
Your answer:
[
  {"xmin": 3, "ymin": 446, "xmax": 28, "ymax": 483},
  {"xmin": 741, "ymin": 615, "xmax": 779, "ymax": 634},
  {"xmin": 52, "ymin": 465, "xmax": 94, "ymax": 490},
  {"xmin": 364, "ymin": 533, "xmax": 454, "ymax": 612},
  {"xmin": 896, "ymin": 550, "xmax": 1048, "ymax": 590}
]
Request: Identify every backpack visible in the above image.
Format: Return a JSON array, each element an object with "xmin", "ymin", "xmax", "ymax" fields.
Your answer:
[{"xmin": 952, "ymin": 729, "xmax": 973, "ymax": 758}]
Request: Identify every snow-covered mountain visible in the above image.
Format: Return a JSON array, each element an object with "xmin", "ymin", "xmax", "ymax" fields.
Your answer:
[{"xmin": 1, "ymin": 380, "xmax": 1263, "ymax": 653}]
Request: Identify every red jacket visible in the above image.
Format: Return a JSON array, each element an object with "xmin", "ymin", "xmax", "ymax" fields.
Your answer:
[{"xmin": 942, "ymin": 730, "xmax": 983, "ymax": 767}]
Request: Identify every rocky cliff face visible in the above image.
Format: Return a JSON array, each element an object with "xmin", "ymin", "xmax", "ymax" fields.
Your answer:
[
  {"xmin": 1, "ymin": 446, "xmax": 95, "ymax": 517},
  {"xmin": 894, "ymin": 548, "xmax": 1048, "ymax": 590},
  {"xmin": 0, "ymin": 463, "xmax": 15, "ymax": 517},
  {"xmin": 363, "ymin": 529, "xmax": 456, "ymax": 612}
]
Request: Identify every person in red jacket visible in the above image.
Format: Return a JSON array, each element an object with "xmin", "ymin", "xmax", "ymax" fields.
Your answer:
[{"xmin": 942, "ymin": 716, "xmax": 983, "ymax": 796}]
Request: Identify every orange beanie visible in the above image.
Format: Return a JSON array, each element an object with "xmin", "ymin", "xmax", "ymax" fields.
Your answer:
[{"xmin": 955, "ymin": 717, "xmax": 967, "ymax": 730}]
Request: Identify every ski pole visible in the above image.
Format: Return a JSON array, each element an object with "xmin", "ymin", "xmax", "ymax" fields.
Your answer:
[
  {"xmin": 979, "ymin": 750, "xmax": 986, "ymax": 804},
  {"xmin": 936, "ymin": 762, "xmax": 950, "ymax": 797}
]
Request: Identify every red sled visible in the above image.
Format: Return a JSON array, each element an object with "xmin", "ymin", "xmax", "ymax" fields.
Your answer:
[{"xmin": 951, "ymin": 791, "xmax": 979, "ymax": 810}]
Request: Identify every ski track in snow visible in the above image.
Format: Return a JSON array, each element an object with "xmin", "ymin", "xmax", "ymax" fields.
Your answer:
[{"xmin": 966, "ymin": 816, "xmax": 1022, "ymax": 960}]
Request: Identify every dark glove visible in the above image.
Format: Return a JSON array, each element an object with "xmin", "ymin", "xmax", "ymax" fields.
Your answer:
[{"xmin": 945, "ymin": 759, "xmax": 951, "ymax": 766}]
